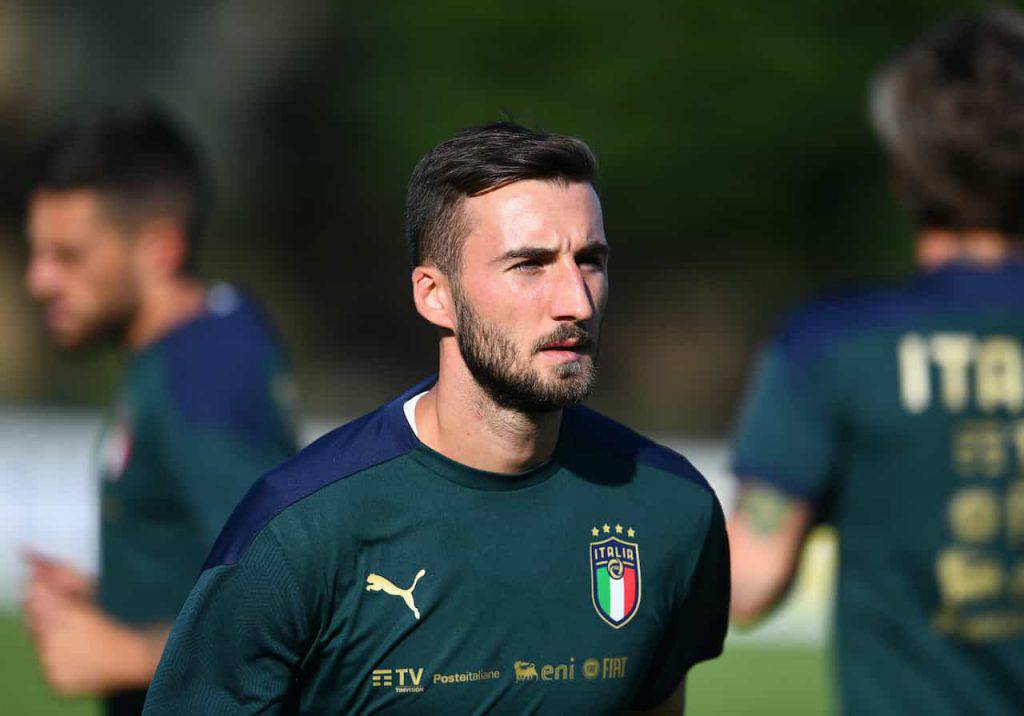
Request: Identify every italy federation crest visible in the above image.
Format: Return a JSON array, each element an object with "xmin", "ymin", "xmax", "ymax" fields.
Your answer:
[
  {"xmin": 99, "ymin": 404, "xmax": 134, "ymax": 482},
  {"xmin": 590, "ymin": 526, "xmax": 641, "ymax": 628}
]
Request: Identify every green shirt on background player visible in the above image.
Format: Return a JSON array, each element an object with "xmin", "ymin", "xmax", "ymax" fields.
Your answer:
[
  {"xmin": 727, "ymin": 11, "xmax": 1024, "ymax": 714},
  {"xmin": 97, "ymin": 285, "xmax": 298, "ymax": 626},
  {"xmin": 23, "ymin": 104, "xmax": 297, "ymax": 714},
  {"xmin": 146, "ymin": 122, "xmax": 729, "ymax": 714},
  {"xmin": 733, "ymin": 265, "xmax": 1024, "ymax": 713}
]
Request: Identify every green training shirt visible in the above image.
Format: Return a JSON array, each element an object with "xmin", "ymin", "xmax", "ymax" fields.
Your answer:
[
  {"xmin": 733, "ymin": 263, "xmax": 1024, "ymax": 714},
  {"xmin": 97, "ymin": 285, "xmax": 298, "ymax": 625},
  {"xmin": 144, "ymin": 378, "xmax": 728, "ymax": 714}
]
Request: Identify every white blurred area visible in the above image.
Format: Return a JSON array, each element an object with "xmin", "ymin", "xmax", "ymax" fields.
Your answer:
[
  {"xmin": 0, "ymin": 409, "xmax": 100, "ymax": 604},
  {"xmin": 0, "ymin": 411, "xmax": 835, "ymax": 645}
]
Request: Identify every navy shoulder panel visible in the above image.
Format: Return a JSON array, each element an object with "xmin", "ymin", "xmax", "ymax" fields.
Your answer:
[
  {"xmin": 776, "ymin": 264, "xmax": 1024, "ymax": 372},
  {"xmin": 774, "ymin": 279, "xmax": 921, "ymax": 372},
  {"xmin": 203, "ymin": 377, "xmax": 433, "ymax": 569},
  {"xmin": 566, "ymin": 405, "xmax": 712, "ymax": 493},
  {"xmin": 158, "ymin": 285, "xmax": 286, "ymax": 441}
]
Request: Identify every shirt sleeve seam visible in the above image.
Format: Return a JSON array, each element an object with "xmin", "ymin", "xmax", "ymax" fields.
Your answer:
[
  {"xmin": 264, "ymin": 524, "xmax": 306, "ymax": 607},
  {"xmin": 731, "ymin": 467, "xmax": 824, "ymax": 503}
]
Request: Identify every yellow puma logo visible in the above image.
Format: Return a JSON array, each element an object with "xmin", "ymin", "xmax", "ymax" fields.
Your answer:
[{"xmin": 365, "ymin": 569, "xmax": 426, "ymax": 620}]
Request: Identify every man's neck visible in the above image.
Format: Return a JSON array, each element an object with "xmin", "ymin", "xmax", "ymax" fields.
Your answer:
[
  {"xmin": 124, "ymin": 277, "xmax": 206, "ymax": 352},
  {"xmin": 414, "ymin": 344, "xmax": 562, "ymax": 474},
  {"xmin": 916, "ymin": 229, "xmax": 1019, "ymax": 270}
]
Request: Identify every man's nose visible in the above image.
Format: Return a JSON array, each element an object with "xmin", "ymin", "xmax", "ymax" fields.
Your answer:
[
  {"xmin": 550, "ymin": 259, "xmax": 595, "ymax": 322},
  {"xmin": 26, "ymin": 257, "xmax": 59, "ymax": 300}
]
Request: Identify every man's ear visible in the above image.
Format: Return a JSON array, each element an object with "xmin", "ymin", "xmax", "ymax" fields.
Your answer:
[
  {"xmin": 135, "ymin": 217, "xmax": 189, "ymax": 278},
  {"xmin": 412, "ymin": 265, "xmax": 456, "ymax": 331}
]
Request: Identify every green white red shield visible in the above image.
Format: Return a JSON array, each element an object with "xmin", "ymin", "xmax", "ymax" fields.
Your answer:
[{"xmin": 590, "ymin": 536, "xmax": 641, "ymax": 628}]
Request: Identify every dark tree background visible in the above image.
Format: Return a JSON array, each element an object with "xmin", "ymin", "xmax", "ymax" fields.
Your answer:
[{"xmin": 0, "ymin": 1, "xmax": 987, "ymax": 433}]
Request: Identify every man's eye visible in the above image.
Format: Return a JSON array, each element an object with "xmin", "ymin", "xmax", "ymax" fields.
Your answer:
[
  {"xmin": 54, "ymin": 247, "xmax": 82, "ymax": 266},
  {"xmin": 512, "ymin": 260, "xmax": 542, "ymax": 272}
]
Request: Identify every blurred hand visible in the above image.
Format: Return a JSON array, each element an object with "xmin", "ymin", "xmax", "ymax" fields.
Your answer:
[
  {"xmin": 23, "ymin": 551, "xmax": 94, "ymax": 601},
  {"xmin": 23, "ymin": 580, "xmax": 156, "ymax": 696}
]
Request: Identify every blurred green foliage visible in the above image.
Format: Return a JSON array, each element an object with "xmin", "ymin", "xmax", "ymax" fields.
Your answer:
[{"xmin": 0, "ymin": 1, "xmax": 989, "ymax": 431}]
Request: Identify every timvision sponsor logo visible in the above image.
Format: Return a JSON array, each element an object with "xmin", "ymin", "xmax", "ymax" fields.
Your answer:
[
  {"xmin": 433, "ymin": 669, "xmax": 501, "ymax": 685},
  {"xmin": 371, "ymin": 667, "xmax": 425, "ymax": 693}
]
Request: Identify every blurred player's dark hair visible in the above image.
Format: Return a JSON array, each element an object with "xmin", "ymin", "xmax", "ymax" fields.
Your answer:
[
  {"xmin": 32, "ymin": 102, "xmax": 210, "ymax": 273},
  {"xmin": 405, "ymin": 121, "xmax": 598, "ymax": 276},
  {"xmin": 870, "ymin": 7, "xmax": 1024, "ymax": 237}
]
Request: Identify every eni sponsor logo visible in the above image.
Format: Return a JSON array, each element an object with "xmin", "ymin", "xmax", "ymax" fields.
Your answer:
[
  {"xmin": 514, "ymin": 656, "xmax": 628, "ymax": 684},
  {"xmin": 370, "ymin": 667, "xmax": 424, "ymax": 693},
  {"xmin": 514, "ymin": 658, "xmax": 574, "ymax": 682}
]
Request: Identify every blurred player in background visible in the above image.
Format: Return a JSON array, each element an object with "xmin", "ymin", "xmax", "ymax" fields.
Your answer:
[
  {"xmin": 22, "ymin": 105, "xmax": 298, "ymax": 715},
  {"xmin": 729, "ymin": 9, "xmax": 1024, "ymax": 714},
  {"xmin": 144, "ymin": 122, "xmax": 728, "ymax": 714}
]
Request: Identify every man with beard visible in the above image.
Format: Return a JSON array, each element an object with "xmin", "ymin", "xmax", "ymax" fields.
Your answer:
[
  {"xmin": 145, "ymin": 122, "xmax": 729, "ymax": 714},
  {"xmin": 22, "ymin": 105, "xmax": 298, "ymax": 714}
]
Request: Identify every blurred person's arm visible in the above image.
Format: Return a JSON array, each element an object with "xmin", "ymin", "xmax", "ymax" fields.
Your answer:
[
  {"xmin": 23, "ymin": 551, "xmax": 95, "ymax": 600},
  {"xmin": 23, "ymin": 566, "xmax": 170, "ymax": 696},
  {"xmin": 728, "ymin": 481, "xmax": 813, "ymax": 625},
  {"xmin": 729, "ymin": 319, "xmax": 838, "ymax": 626}
]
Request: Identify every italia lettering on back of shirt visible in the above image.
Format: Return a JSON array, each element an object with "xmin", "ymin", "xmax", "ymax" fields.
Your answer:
[
  {"xmin": 895, "ymin": 331, "xmax": 1024, "ymax": 642},
  {"xmin": 898, "ymin": 332, "xmax": 1024, "ymax": 414}
]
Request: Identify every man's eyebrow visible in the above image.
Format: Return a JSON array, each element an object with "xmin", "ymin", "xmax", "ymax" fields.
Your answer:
[
  {"xmin": 493, "ymin": 246, "xmax": 559, "ymax": 264},
  {"xmin": 576, "ymin": 242, "xmax": 610, "ymax": 259},
  {"xmin": 493, "ymin": 241, "xmax": 609, "ymax": 264}
]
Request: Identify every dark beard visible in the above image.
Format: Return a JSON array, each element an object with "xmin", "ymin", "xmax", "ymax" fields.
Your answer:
[
  {"xmin": 453, "ymin": 290, "xmax": 598, "ymax": 413},
  {"xmin": 47, "ymin": 299, "xmax": 136, "ymax": 351}
]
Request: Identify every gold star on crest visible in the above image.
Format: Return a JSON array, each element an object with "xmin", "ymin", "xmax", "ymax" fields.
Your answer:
[
  {"xmin": 591, "ymin": 526, "xmax": 599, "ymax": 537},
  {"xmin": 627, "ymin": 527, "xmax": 636, "ymax": 538},
  {"xmin": 615, "ymin": 524, "xmax": 623, "ymax": 534},
  {"xmin": 602, "ymin": 523, "xmax": 611, "ymax": 533}
]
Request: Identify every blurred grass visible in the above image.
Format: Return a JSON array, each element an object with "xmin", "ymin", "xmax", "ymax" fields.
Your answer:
[
  {"xmin": 0, "ymin": 613, "xmax": 97, "ymax": 714},
  {"xmin": 688, "ymin": 641, "xmax": 831, "ymax": 714},
  {"xmin": 0, "ymin": 612, "xmax": 828, "ymax": 714}
]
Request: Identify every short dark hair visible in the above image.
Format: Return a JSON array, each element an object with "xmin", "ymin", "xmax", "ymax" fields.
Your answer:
[
  {"xmin": 33, "ymin": 103, "xmax": 210, "ymax": 272},
  {"xmin": 405, "ymin": 121, "xmax": 598, "ymax": 275},
  {"xmin": 870, "ymin": 8, "xmax": 1024, "ymax": 236}
]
